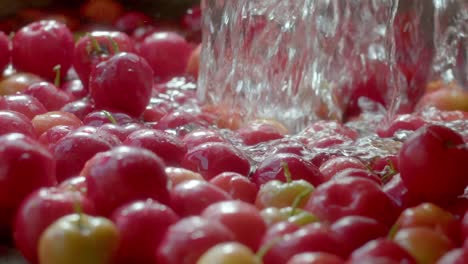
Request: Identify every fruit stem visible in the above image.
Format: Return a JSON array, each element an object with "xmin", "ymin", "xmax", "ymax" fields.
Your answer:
[
  {"xmin": 281, "ymin": 162, "xmax": 292, "ymax": 183},
  {"xmin": 107, "ymin": 36, "xmax": 120, "ymax": 54},
  {"xmin": 102, "ymin": 110, "xmax": 118, "ymax": 125},
  {"xmin": 53, "ymin": 65, "xmax": 61, "ymax": 87},
  {"xmin": 387, "ymin": 223, "xmax": 400, "ymax": 240},
  {"xmin": 381, "ymin": 159, "xmax": 397, "ymax": 183},
  {"xmin": 290, "ymin": 187, "xmax": 314, "ymax": 216},
  {"xmin": 73, "ymin": 199, "xmax": 85, "ymax": 232},
  {"xmin": 256, "ymin": 236, "xmax": 283, "ymax": 261},
  {"xmin": 88, "ymin": 34, "xmax": 103, "ymax": 54}
]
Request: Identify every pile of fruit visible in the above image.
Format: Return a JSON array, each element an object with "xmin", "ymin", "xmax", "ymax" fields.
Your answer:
[{"xmin": 0, "ymin": 1, "xmax": 468, "ymax": 263}]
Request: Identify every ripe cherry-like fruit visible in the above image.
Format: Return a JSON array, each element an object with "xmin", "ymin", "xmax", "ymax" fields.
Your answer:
[
  {"xmin": 210, "ymin": 172, "xmax": 258, "ymax": 204},
  {"xmin": 73, "ymin": 31, "xmax": 135, "ymax": 86},
  {"xmin": 83, "ymin": 146, "xmax": 170, "ymax": 216},
  {"xmin": 0, "ymin": 94, "xmax": 47, "ymax": 120},
  {"xmin": 89, "ymin": 52, "xmax": 153, "ymax": 117},
  {"xmin": 349, "ymin": 238, "xmax": 417, "ymax": 264},
  {"xmin": 399, "ymin": 124, "xmax": 468, "ymax": 202},
  {"xmin": 170, "ymin": 180, "xmax": 231, "ymax": 216},
  {"xmin": 12, "ymin": 20, "xmax": 74, "ymax": 80},
  {"xmin": 0, "ymin": 133, "xmax": 57, "ymax": 232},
  {"xmin": 24, "ymin": 82, "xmax": 72, "ymax": 111},
  {"xmin": 304, "ymin": 177, "xmax": 398, "ymax": 227},
  {"xmin": 0, "ymin": 110, "xmax": 36, "ymax": 138},
  {"xmin": 13, "ymin": 187, "xmax": 94, "ymax": 263},
  {"xmin": 111, "ymin": 199, "xmax": 179, "ymax": 264},
  {"xmin": 52, "ymin": 130, "xmax": 116, "ymax": 182},
  {"xmin": 138, "ymin": 31, "xmax": 193, "ymax": 81},
  {"xmin": 156, "ymin": 216, "xmax": 235, "ymax": 264},
  {"xmin": 124, "ymin": 129, "xmax": 187, "ymax": 166},
  {"xmin": 201, "ymin": 200, "xmax": 267, "ymax": 251},
  {"xmin": 251, "ymin": 153, "xmax": 323, "ymax": 187},
  {"xmin": 181, "ymin": 142, "xmax": 251, "ymax": 180}
]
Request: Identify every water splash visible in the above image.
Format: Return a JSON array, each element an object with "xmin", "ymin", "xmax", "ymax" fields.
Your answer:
[{"xmin": 198, "ymin": 0, "xmax": 466, "ymax": 133}]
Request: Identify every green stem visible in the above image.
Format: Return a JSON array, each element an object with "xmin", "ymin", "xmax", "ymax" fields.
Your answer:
[
  {"xmin": 387, "ymin": 223, "xmax": 400, "ymax": 240},
  {"xmin": 102, "ymin": 110, "xmax": 118, "ymax": 125},
  {"xmin": 53, "ymin": 65, "xmax": 61, "ymax": 87},
  {"xmin": 256, "ymin": 236, "xmax": 283, "ymax": 261},
  {"xmin": 107, "ymin": 36, "xmax": 120, "ymax": 54},
  {"xmin": 88, "ymin": 34, "xmax": 103, "ymax": 54},
  {"xmin": 290, "ymin": 188, "xmax": 314, "ymax": 216},
  {"xmin": 281, "ymin": 162, "xmax": 292, "ymax": 183},
  {"xmin": 73, "ymin": 199, "xmax": 84, "ymax": 232}
]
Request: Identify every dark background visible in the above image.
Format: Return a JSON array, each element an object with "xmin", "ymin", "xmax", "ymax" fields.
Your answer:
[{"xmin": 0, "ymin": 0, "xmax": 200, "ymax": 19}]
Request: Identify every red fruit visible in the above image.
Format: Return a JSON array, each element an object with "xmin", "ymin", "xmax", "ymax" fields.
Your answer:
[
  {"xmin": 349, "ymin": 238, "xmax": 416, "ymax": 264},
  {"xmin": 124, "ymin": 129, "xmax": 187, "ymax": 166},
  {"xmin": 13, "ymin": 187, "xmax": 94, "ymax": 263},
  {"xmin": 52, "ymin": 131, "xmax": 115, "ymax": 182},
  {"xmin": 170, "ymin": 180, "xmax": 231, "ymax": 216},
  {"xmin": 262, "ymin": 221, "xmax": 301, "ymax": 242},
  {"xmin": 182, "ymin": 128, "xmax": 227, "ymax": 150},
  {"xmin": 0, "ymin": 72, "xmax": 43, "ymax": 95},
  {"xmin": 437, "ymin": 248, "xmax": 468, "ymax": 264},
  {"xmin": 331, "ymin": 168, "xmax": 382, "ymax": 186},
  {"xmin": 153, "ymin": 110, "xmax": 209, "ymax": 133},
  {"xmin": 394, "ymin": 203, "xmax": 460, "ymax": 245},
  {"xmin": 384, "ymin": 173, "xmax": 422, "ymax": 211},
  {"xmin": 330, "ymin": 216, "xmax": 388, "ymax": 257},
  {"xmin": 394, "ymin": 227, "xmax": 454, "ymax": 264},
  {"xmin": 399, "ymin": 124, "xmax": 468, "ymax": 202},
  {"xmin": 251, "ymin": 153, "xmax": 323, "ymax": 187},
  {"xmin": 268, "ymin": 138, "xmax": 309, "ymax": 156},
  {"xmin": 58, "ymin": 176, "xmax": 87, "ymax": 193},
  {"xmin": 181, "ymin": 142, "xmax": 251, "ymax": 180},
  {"xmin": 24, "ymin": 82, "xmax": 73, "ymax": 111},
  {"xmin": 83, "ymin": 146, "xmax": 169, "ymax": 216},
  {"xmin": 201, "ymin": 200, "xmax": 267, "ymax": 251},
  {"xmin": 83, "ymin": 110, "xmax": 134, "ymax": 127},
  {"xmin": 0, "ymin": 133, "xmax": 56, "ymax": 232},
  {"xmin": 286, "ymin": 252, "xmax": 344, "ymax": 264},
  {"xmin": 0, "ymin": 94, "xmax": 47, "ymax": 120},
  {"xmin": 97, "ymin": 123, "xmax": 143, "ymax": 142},
  {"xmin": 165, "ymin": 167, "xmax": 204, "ymax": 188},
  {"xmin": 304, "ymin": 177, "xmax": 399, "ymax": 227},
  {"xmin": 73, "ymin": 31, "xmax": 135, "ymax": 85},
  {"xmin": 114, "ymin": 11, "xmax": 153, "ymax": 34},
  {"xmin": 376, "ymin": 114, "xmax": 427, "ymax": 138},
  {"xmin": 156, "ymin": 216, "xmax": 235, "ymax": 264},
  {"xmin": 111, "ymin": 200, "xmax": 179, "ymax": 264},
  {"xmin": 89, "ymin": 52, "xmax": 153, "ymax": 117},
  {"xmin": 38, "ymin": 125, "xmax": 73, "ymax": 147},
  {"xmin": 0, "ymin": 31, "xmax": 10, "ymax": 74},
  {"xmin": 237, "ymin": 119, "xmax": 288, "ymax": 146},
  {"xmin": 0, "ymin": 111, "xmax": 36, "ymax": 138},
  {"xmin": 60, "ymin": 79, "xmax": 87, "ymax": 100},
  {"xmin": 210, "ymin": 172, "xmax": 258, "ymax": 204},
  {"xmin": 60, "ymin": 98, "xmax": 96, "ymax": 120},
  {"xmin": 138, "ymin": 31, "xmax": 193, "ymax": 81},
  {"xmin": 319, "ymin": 156, "xmax": 367, "ymax": 182},
  {"xmin": 186, "ymin": 44, "xmax": 201, "ymax": 78},
  {"xmin": 31, "ymin": 111, "xmax": 82, "ymax": 136},
  {"xmin": 12, "ymin": 20, "xmax": 74, "ymax": 80},
  {"xmin": 262, "ymin": 222, "xmax": 344, "ymax": 264}
]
